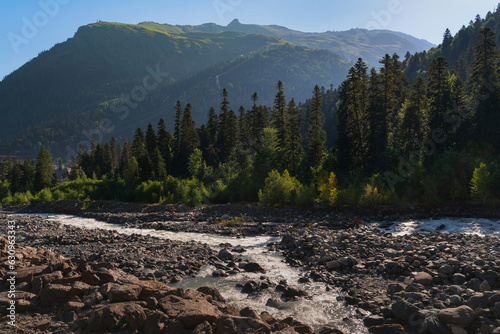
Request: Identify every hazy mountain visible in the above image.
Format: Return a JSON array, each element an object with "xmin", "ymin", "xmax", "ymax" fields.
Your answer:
[
  {"xmin": 0, "ymin": 22, "xmax": 351, "ymax": 159},
  {"xmin": 140, "ymin": 19, "xmax": 435, "ymax": 65}
]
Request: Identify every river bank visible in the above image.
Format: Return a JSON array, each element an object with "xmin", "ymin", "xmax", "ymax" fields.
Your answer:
[{"xmin": 1, "ymin": 202, "xmax": 500, "ymax": 333}]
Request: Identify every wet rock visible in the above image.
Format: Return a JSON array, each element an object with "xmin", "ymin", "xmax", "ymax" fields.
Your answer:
[
  {"xmin": 319, "ymin": 326, "xmax": 346, "ymax": 334},
  {"xmin": 216, "ymin": 315, "xmax": 270, "ymax": 334},
  {"xmin": 368, "ymin": 324, "xmax": 405, "ymax": 333},
  {"xmin": 244, "ymin": 262, "xmax": 265, "ymax": 273},
  {"xmin": 241, "ymin": 281, "xmax": 258, "ymax": 294},
  {"xmin": 282, "ymin": 286, "xmax": 307, "ymax": 299},
  {"xmin": 231, "ymin": 245, "xmax": 246, "ymax": 253},
  {"xmin": 197, "ymin": 286, "xmax": 226, "ymax": 303},
  {"xmin": 218, "ymin": 249, "xmax": 234, "ymax": 261},
  {"xmin": 363, "ymin": 315, "xmax": 385, "ymax": 327},
  {"xmin": 212, "ymin": 269, "xmax": 228, "ymax": 277},
  {"xmin": 240, "ymin": 306, "xmax": 261, "ymax": 319}
]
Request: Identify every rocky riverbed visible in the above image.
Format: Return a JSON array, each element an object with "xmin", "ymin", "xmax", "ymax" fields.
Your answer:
[
  {"xmin": 276, "ymin": 224, "xmax": 500, "ymax": 334},
  {"xmin": 0, "ymin": 214, "xmax": 330, "ymax": 333},
  {"xmin": 2, "ymin": 202, "xmax": 500, "ymax": 333}
]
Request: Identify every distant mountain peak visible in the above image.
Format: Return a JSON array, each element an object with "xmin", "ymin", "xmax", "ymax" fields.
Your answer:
[{"xmin": 228, "ymin": 19, "xmax": 241, "ymax": 26}]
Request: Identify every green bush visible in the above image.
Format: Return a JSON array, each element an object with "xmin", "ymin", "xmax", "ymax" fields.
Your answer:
[
  {"xmin": 470, "ymin": 162, "xmax": 494, "ymax": 204},
  {"xmin": 11, "ymin": 191, "xmax": 34, "ymax": 204},
  {"xmin": 336, "ymin": 183, "xmax": 358, "ymax": 205},
  {"xmin": 258, "ymin": 170, "xmax": 302, "ymax": 206},
  {"xmin": 35, "ymin": 188, "xmax": 53, "ymax": 203},
  {"xmin": 317, "ymin": 172, "xmax": 339, "ymax": 206}
]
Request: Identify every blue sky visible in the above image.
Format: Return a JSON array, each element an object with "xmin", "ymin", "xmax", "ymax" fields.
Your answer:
[{"xmin": 1, "ymin": 0, "xmax": 499, "ymax": 79}]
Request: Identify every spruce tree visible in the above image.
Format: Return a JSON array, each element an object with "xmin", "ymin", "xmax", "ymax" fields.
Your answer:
[
  {"xmin": 216, "ymin": 88, "xmax": 239, "ymax": 163},
  {"xmin": 34, "ymin": 147, "xmax": 54, "ymax": 192},
  {"xmin": 469, "ymin": 27, "xmax": 500, "ymax": 148},
  {"xmin": 157, "ymin": 118, "xmax": 173, "ymax": 170},
  {"xmin": 205, "ymin": 107, "xmax": 219, "ymax": 167},
  {"xmin": 366, "ymin": 67, "xmax": 387, "ymax": 173},
  {"xmin": 344, "ymin": 59, "xmax": 370, "ymax": 172},
  {"xmin": 284, "ymin": 98, "xmax": 303, "ymax": 174},
  {"xmin": 173, "ymin": 100, "xmax": 183, "ymax": 154},
  {"xmin": 151, "ymin": 147, "xmax": 167, "ymax": 180},
  {"xmin": 21, "ymin": 158, "xmax": 36, "ymax": 192},
  {"xmin": 271, "ymin": 81, "xmax": 287, "ymax": 147},
  {"xmin": 306, "ymin": 85, "xmax": 326, "ymax": 167},
  {"xmin": 175, "ymin": 103, "xmax": 200, "ymax": 174},
  {"xmin": 427, "ymin": 56, "xmax": 453, "ymax": 149},
  {"xmin": 145, "ymin": 123, "xmax": 157, "ymax": 154}
]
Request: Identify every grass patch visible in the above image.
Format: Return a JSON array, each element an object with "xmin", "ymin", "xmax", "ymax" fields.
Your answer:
[{"xmin": 220, "ymin": 214, "xmax": 246, "ymax": 227}]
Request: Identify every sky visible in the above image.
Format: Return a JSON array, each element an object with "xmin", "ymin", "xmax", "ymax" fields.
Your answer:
[{"xmin": 1, "ymin": 0, "xmax": 499, "ymax": 79}]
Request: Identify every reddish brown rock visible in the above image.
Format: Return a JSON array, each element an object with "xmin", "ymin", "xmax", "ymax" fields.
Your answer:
[
  {"xmin": 40, "ymin": 284, "xmax": 72, "ymax": 307},
  {"xmin": 87, "ymin": 302, "xmax": 147, "ymax": 331},
  {"xmin": 159, "ymin": 295, "xmax": 219, "ymax": 329},
  {"xmin": 101, "ymin": 282, "xmax": 142, "ymax": 302}
]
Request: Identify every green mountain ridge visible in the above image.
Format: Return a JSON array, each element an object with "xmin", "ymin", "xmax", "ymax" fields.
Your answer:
[{"xmin": 139, "ymin": 19, "xmax": 435, "ymax": 66}]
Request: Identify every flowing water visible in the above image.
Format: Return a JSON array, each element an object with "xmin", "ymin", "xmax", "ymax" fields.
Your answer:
[
  {"xmin": 377, "ymin": 217, "xmax": 500, "ymax": 237},
  {"xmin": 17, "ymin": 214, "xmax": 366, "ymax": 333}
]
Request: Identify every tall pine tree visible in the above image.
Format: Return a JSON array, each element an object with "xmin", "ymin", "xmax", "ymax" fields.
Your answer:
[{"xmin": 306, "ymin": 85, "xmax": 326, "ymax": 167}]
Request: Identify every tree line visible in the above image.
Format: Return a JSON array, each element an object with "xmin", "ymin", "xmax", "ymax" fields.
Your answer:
[{"xmin": 0, "ymin": 27, "xmax": 499, "ymax": 207}]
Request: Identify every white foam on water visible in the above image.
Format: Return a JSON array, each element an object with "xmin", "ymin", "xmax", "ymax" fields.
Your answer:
[{"xmin": 377, "ymin": 217, "xmax": 500, "ymax": 237}]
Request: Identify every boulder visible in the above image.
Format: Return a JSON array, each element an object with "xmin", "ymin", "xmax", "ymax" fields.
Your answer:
[
  {"xmin": 368, "ymin": 324, "xmax": 405, "ymax": 334},
  {"xmin": 218, "ymin": 249, "xmax": 234, "ymax": 261},
  {"xmin": 438, "ymin": 305, "xmax": 475, "ymax": 327},
  {"xmin": 452, "ymin": 273, "xmax": 466, "ymax": 285},
  {"xmin": 215, "ymin": 315, "xmax": 270, "ymax": 334},
  {"xmin": 326, "ymin": 261, "xmax": 341, "ymax": 270},
  {"xmin": 192, "ymin": 321, "xmax": 213, "ymax": 334},
  {"xmin": 439, "ymin": 265, "xmax": 455, "ymax": 275},
  {"xmin": 40, "ymin": 284, "xmax": 72, "ymax": 307},
  {"xmin": 197, "ymin": 286, "xmax": 226, "ymax": 303},
  {"xmin": 87, "ymin": 302, "xmax": 147, "ymax": 331},
  {"xmin": 243, "ymin": 262, "xmax": 265, "ymax": 273},
  {"xmin": 31, "ymin": 271, "xmax": 63, "ymax": 294},
  {"xmin": 159, "ymin": 295, "xmax": 219, "ymax": 329},
  {"xmin": 414, "ymin": 272, "xmax": 433, "ymax": 286},
  {"xmin": 143, "ymin": 310, "xmax": 169, "ymax": 334},
  {"xmin": 101, "ymin": 283, "xmax": 142, "ymax": 302},
  {"xmin": 392, "ymin": 299, "xmax": 420, "ymax": 322},
  {"xmin": 319, "ymin": 326, "xmax": 346, "ymax": 334}
]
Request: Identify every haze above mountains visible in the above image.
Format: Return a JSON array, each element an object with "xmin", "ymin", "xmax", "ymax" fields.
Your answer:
[{"xmin": 0, "ymin": 19, "xmax": 435, "ymax": 159}]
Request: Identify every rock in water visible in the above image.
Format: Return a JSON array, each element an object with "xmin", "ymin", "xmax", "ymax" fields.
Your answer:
[
  {"xmin": 218, "ymin": 248, "xmax": 234, "ymax": 261},
  {"xmin": 243, "ymin": 262, "xmax": 265, "ymax": 273}
]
